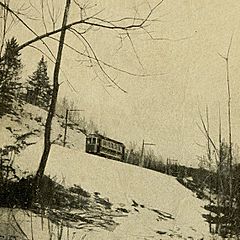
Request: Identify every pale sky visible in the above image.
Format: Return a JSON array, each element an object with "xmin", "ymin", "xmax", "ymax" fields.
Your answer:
[{"xmin": 3, "ymin": 0, "xmax": 240, "ymax": 166}]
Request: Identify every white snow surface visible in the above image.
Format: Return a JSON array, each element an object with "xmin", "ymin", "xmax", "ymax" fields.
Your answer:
[
  {"xmin": 0, "ymin": 104, "xmax": 86, "ymax": 151},
  {"xmin": 15, "ymin": 143, "xmax": 211, "ymax": 239}
]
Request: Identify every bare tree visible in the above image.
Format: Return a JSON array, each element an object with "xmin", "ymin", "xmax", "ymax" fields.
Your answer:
[
  {"xmin": 205, "ymin": 106, "xmax": 213, "ymax": 233},
  {"xmin": 35, "ymin": 0, "xmax": 71, "ymax": 182},
  {"xmin": 0, "ymin": 0, "xmax": 165, "ymax": 183},
  {"xmin": 197, "ymin": 106, "xmax": 216, "ymax": 233},
  {"xmin": 218, "ymin": 33, "xmax": 234, "ymax": 213},
  {"xmin": 198, "ymin": 33, "xmax": 235, "ymax": 235},
  {"xmin": 0, "ymin": 0, "xmax": 9, "ymax": 57},
  {"xmin": 216, "ymin": 104, "xmax": 222, "ymax": 234}
]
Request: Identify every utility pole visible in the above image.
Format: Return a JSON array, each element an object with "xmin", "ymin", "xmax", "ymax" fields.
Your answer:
[
  {"xmin": 63, "ymin": 109, "xmax": 84, "ymax": 147},
  {"xmin": 166, "ymin": 158, "xmax": 178, "ymax": 175},
  {"xmin": 139, "ymin": 139, "xmax": 155, "ymax": 167},
  {"xmin": 166, "ymin": 158, "xmax": 169, "ymax": 174}
]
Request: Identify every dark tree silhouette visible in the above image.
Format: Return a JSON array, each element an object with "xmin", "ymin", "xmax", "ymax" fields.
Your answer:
[
  {"xmin": 27, "ymin": 56, "xmax": 52, "ymax": 108},
  {"xmin": 0, "ymin": 37, "xmax": 22, "ymax": 116}
]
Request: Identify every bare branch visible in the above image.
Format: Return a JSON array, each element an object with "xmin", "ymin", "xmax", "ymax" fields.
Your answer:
[
  {"xmin": 197, "ymin": 109, "xmax": 219, "ymax": 156},
  {"xmin": 0, "ymin": 0, "xmax": 167, "ymax": 94},
  {"xmin": 126, "ymin": 31, "xmax": 145, "ymax": 70},
  {"xmin": 69, "ymin": 27, "xmax": 127, "ymax": 93},
  {"xmin": 49, "ymin": 35, "xmax": 152, "ymax": 78},
  {"xmin": 218, "ymin": 31, "xmax": 235, "ymax": 211},
  {"xmin": 218, "ymin": 31, "xmax": 234, "ymax": 61},
  {"xmin": 0, "ymin": 0, "xmax": 165, "ymax": 58},
  {"xmin": 28, "ymin": 44, "xmax": 77, "ymax": 94},
  {"xmin": 46, "ymin": 0, "xmax": 60, "ymax": 31},
  {"xmin": 0, "ymin": 0, "xmax": 10, "ymax": 57},
  {"xmin": 28, "ymin": 0, "xmax": 40, "ymax": 15},
  {"xmin": 0, "ymin": 1, "xmax": 56, "ymax": 61},
  {"xmin": 227, "ymin": 32, "xmax": 234, "ymax": 58},
  {"xmin": 28, "ymin": 44, "xmax": 54, "ymax": 62},
  {"xmin": 41, "ymin": 0, "xmax": 48, "ymax": 32}
]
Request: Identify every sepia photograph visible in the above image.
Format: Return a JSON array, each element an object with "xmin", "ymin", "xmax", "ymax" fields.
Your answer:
[{"xmin": 0, "ymin": 0, "xmax": 240, "ymax": 239}]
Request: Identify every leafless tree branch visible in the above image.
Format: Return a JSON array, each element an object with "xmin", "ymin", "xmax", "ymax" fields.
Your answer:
[
  {"xmin": 68, "ymin": 27, "xmax": 127, "ymax": 92},
  {"xmin": 218, "ymin": 31, "xmax": 235, "ymax": 211},
  {"xmin": 41, "ymin": 0, "xmax": 48, "ymax": 33},
  {"xmin": 0, "ymin": 1, "xmax": 56, "ymax": 61},
  {"xmin": 0, "ymin": 0, "xmax": 165, "ymax": 57}
]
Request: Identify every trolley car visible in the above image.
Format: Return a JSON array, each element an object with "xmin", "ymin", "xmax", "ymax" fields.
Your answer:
[{"xmin": 86, "ymin": 133, "xmax": 125, "ymax": 160}]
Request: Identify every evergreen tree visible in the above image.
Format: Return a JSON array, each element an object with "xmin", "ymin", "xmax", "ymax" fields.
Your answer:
[
  {"xmin": 27, "ymin": 56, "xmax": 52, "ymax": 108},
  {"xmin": 0, "ymin": 37, "xmax": 23, "ymax": 116}
]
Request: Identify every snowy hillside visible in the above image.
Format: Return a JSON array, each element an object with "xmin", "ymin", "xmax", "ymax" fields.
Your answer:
[
  {"xmin": 15, "ymin": 143, "xmax": 211, "ymax": 239},
  {"xmin": 0, "ymin": 104, "xmax": 211, "ymax": 239},
  {"xmin": 0, "ymin": 104, "xmax": 86, "ymax": 151}
]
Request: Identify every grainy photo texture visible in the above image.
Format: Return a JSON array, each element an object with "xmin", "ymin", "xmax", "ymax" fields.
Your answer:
[{"xmin": 0, "ymin": 0, "xmax": 239, "ymax": 239}]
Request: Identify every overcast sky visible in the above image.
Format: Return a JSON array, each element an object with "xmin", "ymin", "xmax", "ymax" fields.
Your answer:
[{"xmin": 4, "ymin": 0, "xmax": 240, "ymax": 166}]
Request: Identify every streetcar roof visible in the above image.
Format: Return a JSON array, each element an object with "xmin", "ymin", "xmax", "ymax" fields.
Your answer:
[{"xmin": 87, "ymin": 133, "xmax": 125, "ymax": 146}]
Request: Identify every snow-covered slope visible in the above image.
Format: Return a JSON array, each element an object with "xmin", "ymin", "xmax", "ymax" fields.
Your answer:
[
  {"xmin": 0, "ymin": 104, "xmax": 211, "ymax": 239},
  {"xmin": 15, "ymin": 143, "xmax": 211, "ymax": 239},
  {"xmin": 0, "ymin": 104, "xmax": 86, "ymax": 151}
]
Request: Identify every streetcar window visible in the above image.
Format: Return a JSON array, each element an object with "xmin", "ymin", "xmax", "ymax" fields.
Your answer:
[
  {"xmin": 97, "ymin": 138, "xmax": 100, "ymax": 144},
  {"xmin": 87, "ymin": 138, "xmax": 91, "ymax": 144},
  {"xmin": 92, "ymin": 138, "xmax": 96, "ymax": 144}
]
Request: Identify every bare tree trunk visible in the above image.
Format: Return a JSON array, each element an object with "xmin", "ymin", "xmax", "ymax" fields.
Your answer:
[
  {"xmin": 0, "ymin": 0, "xmax": 10, "ymax": 58},
  {"xmin": 206, "ymin": 106, "xmax": 213, "ymax": 233},
  {"xmin": 218, "ymin": 33, "xmax": 234, "ymax": 237},
  {"xmin": 35, "ymin": 0, "xmax": 71, "ymax": 182},
  {"xmin": 216, "ymin": 106, "xmax": 222, "ymax": 234},
  {"xmin": 226, "ymin": 55, "xmax": 233, "ymax": 211}
]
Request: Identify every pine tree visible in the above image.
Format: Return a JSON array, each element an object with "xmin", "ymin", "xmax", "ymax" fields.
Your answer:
[
  {"xmin": 0, "ymin": 37, "xmax": 23, "ymax": 116},
  {"xmin": 27, "ymin": 56, "xmax": 52, "ymax": 108}
]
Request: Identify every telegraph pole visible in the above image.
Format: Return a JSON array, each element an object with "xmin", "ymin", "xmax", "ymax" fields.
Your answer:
[
  {"xmin": 139, "ymin": 139, "xmax": 155, "ymax": 167},
  {"xmin": 140, "ymin": 140, "xmax": 145, "ymax": 167},
  {"xmin": 63, "ymin": 109, "xmax": 84, "ymax": 147},
  {"xmin": 166, "ymin": 158, "xmax": 179, "ymax": 176},
  {"xmin": 63, "ymin": 109, "xmax": 69, "ymax": 147}
]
